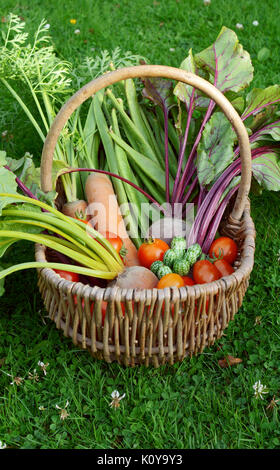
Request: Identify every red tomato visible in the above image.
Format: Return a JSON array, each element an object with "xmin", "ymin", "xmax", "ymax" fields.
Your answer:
[
  {"xmin": 54, "ymin": 269, "xmax": 79, "ymax": 283},
  {"xmin": 101, "ymin": 232, "xmax": 125, "ymax": 261},
  {"xmin": 101, "ymin": 301, "xmax": 107, "ymax": 324},
  {"xmin": 89, "ymin": 230, "xmax": 125, "ymax": 260},
  {"xmin": 138, "ymin": 238, "xmax": 169, "ymax": 269},
  {"xmin": 193, "ymin": 260, "xmax": 221, "ymax": 284},
  {"xmin": 209, "ymin": 236, "xmax": 238, "ymax": 265},
  {"xmin": 182, "ymin": 276, "xmax": 195, "ymax": 286},
  {"xmin": 157, "ymin": 273, "xmax": 185, "ymax": 289},
  {"xmin": 214, "ymin": 259, "xmax": 234, "ymax": 277},
  {"xmin": 101, "ymin": 232, "xmax": 122, "ymax": 252}
]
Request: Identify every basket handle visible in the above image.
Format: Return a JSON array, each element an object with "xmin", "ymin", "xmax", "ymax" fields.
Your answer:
[{"xmin": 41, "ymin": 64, "xmax": 251, "ymax": 221}]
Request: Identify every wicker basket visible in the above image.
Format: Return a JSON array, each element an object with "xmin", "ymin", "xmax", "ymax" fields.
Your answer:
[{"xmin": 36, "ymin": 65, "xmax": 256, "ymax": 367}]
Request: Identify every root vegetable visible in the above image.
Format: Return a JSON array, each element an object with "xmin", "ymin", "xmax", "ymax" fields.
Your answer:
[
  {"xmin": 62, "ymin": 200, "xmax": 88, "ymax": 220},
  {"xmin": 85, "ymin": 173, "xmax": 139, "ymax": 267},
  {"xmin": 113, "ymin": 266, "xmax": 158, "ymax": 289}
]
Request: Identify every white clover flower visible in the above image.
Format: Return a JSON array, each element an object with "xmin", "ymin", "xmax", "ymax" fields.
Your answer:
[
  {"xmin": 169, "ymin": 48, "xmax": 175, "ymax": 52},
  {"xmin": 10, "ymin": 376, "xmax": 24, "ymax": 386},
  {"xmin": 252, "ymin": 20, "xmax": 259, "ymax": 26},
  {"xmin": 0, "ymin": 441, "xmax": 7, "ymax": 449},
  {"xmin": 74, "ymin": 29, "xmax": 80, "ymax": 35},
  {"xmin": 110, "ymin": 390, "xmax": 126, "ymax": 408},
  {"xmin": 28, "ymin": 369, "xmax": 39, "ymax": 382},
  {"xmin": 236, "ymin": 23, "xmax": 244, "ymax": 30},
  {"xmin": 38, "ymin": 361, "xmax": 49, "ymax": 376},
  {"xmin": 1, "ymin": 370, "xmax": 24, "ymax": 386},
  {"xmin": 39, "ymin": 406, "xmax": 46, "ymax": 411},
  {"xmin": 44, "ymin": 23, "xmax": 50, "ymax": 29},
  {"xmin": 56, "ymin": 400, "xmax": 70, "ymax": 420},
  {"xmin": 203, "ymin": 0, "xmax": 211, "ymax": 5},
  {"xmin": 253, "ymin": 380, "xmax": 269, "ymax": 400}
]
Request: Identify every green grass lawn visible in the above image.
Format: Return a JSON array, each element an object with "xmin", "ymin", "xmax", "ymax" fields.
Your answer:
[{"xmin": 0, "ymin": 0, "xmax": 280, "ymax": 450}]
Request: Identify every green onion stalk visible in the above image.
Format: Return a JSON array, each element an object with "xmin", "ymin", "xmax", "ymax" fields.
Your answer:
[{"xmin": 0, "ymin": 192, "xmax": 124, "ymax": 283}]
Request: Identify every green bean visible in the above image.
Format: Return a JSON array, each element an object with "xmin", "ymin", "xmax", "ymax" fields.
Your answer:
[
  {"xmin": 93, "ymin": 92, "xmax": 142, "ymax": 247},
  {"xmin": 108, "ymin": 129, "xmax": 171, "ymax": 194},
  {"xmin": 106, "ymin": 88, "xmax": 158, "ymax": 163},
  {"xmin": 125, "ymin": 79, "xmax": 162, "ymax": 163},
  {"xmin": 111, "ymin": 109, "xmax": 143, "ymax": 246}
]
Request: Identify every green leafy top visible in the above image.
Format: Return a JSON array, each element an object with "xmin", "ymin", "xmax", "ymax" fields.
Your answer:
[
  {"xmin": 242, "ymin": 85, "xmax": 280, "ymax": 121},
  {"xmin": 196, "ymin": 112, "xmax": 236, "ymax": 186},
  {"xmin": 0, "ymin": 14, "xmax": 72, "ymax": 97},
  {"xmin": 195, "ymin": 26, "xmax": 254, "ymax": 94},
  {"xmin": 174, "ymin": 49, "xmax": 210, "ymax": 110}
]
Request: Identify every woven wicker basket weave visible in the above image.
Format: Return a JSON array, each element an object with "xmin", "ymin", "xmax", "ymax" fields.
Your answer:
[{"xmin": 35, "ymin": 65, "xmax": 256, "ymax": 367}]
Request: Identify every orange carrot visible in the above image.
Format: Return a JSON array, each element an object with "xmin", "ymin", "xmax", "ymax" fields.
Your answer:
[
  {"xmin": 62, "ymin": 200, "xmax": 88, "ymax": 220},
  {"xmin": 85, "ymin": 173, "xmax": 139, "ymax": 266}
]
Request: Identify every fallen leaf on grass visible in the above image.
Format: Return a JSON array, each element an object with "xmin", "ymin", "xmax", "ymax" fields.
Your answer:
[{"xmin": 218, "ymin": 355, "xmax": 242, "ymax": 368}]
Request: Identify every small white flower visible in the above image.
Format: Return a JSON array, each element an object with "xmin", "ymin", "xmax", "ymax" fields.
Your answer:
[
  {"xmin": 74, "ymin": 29, "xmax": 80, "ymax": 34},
  {"xmin": 44, "ymin": 23, "xmax": 50, "ymax": 29},
  {"xmin": 252, "ymin": 20, "xmax": 259, "ymax": 26},
  {"xmin": 39, "ymin": 406, "xmax": 46, "ymax": 411},
  {"xmin": 28, "ymin": 369, "xmax": 39, "ymax": 382},
  {"xmin": 10, "ymin": 376, "xmax": 24, "ymax": 386},
  {"xmin": 38, "ymin": 361, "xmax": 49, "ymax": 376},
  {"xmin": 277, "ymin": 249, "xmax": 280, "ymax": 262},
  {"xmin": 203, "ymin": 0, "xmax": 211, "ymax": 5},
  {"xmin": 1, "ymin": 130, "xmax": 8, "ymax": 137},
  {"xmin": 56, "ymin": 400, "xmax": 70, "ymax": 420},
  {"xmin": 1, "ymin": 370, "xmax": 24, "ymax": 385},
  {"xmin": 253, "ymin": 380, "xmax": 269, "ymax": 400},
  {"xmin": 236, "ymin": 23, "xmax": 244, "ymax": 30},
  {"xmin": 0, "ymin": 441, "xmax": 7, "ymax": 450},
  {"xmin": 169, "ymin": 48, "xmax": 175, "ymax": 52},
  {"xmin": 110, "ymin": 390, "xmax": 126, "ymax": 408}
]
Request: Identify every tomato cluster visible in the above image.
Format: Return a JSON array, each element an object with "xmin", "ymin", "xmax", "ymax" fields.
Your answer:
[
  {"xmin": 138, "ymin": 236, "xmax": 238, "ymax": 289},
  {"xmin": 54, "ymin": 234, "xmax": 238, "ymax": 326},
  {"xmin": 192, "ymin": 237, "xmax": 237, "ymax": 284}
]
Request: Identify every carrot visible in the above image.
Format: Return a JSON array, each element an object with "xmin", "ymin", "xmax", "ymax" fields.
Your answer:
[
  {"xmin": 62, "ymin": 200, "xmax": 88, "ymax": 221},
  {"xmin": 85, "ymin": 173, "xmax": 139, "ymax": 266}
]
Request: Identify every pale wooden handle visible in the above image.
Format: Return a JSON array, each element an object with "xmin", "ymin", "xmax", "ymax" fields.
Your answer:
[{"xmin": 41, "ymin": 64, "xmax": 251, "ymax": 220}]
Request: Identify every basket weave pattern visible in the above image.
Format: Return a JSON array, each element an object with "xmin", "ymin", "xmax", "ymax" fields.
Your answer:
[
  {"xmin": 35, "ymin": 203, "xmax": 255, "ymax": 367},
  {"xmin": 35, "ymin": 65, "xmax": 256, "ymax": 367}
]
